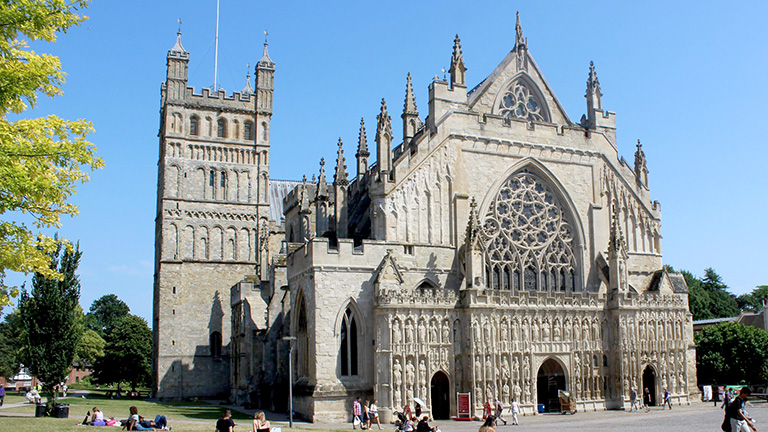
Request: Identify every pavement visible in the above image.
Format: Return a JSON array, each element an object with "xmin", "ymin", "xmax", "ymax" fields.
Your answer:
[{"xmin": 2, "ymin": 396, "xmax": 765, "ymax": 431}]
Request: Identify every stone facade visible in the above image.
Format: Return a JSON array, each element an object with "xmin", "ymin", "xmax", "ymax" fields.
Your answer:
[{"xmin": 154, "ymin": 16, "xmax": 697, "ymax": 422}]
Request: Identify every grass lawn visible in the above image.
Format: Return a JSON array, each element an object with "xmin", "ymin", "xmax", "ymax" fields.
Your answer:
[{"xmin": 0, "ymin": 393, "xmax": 347, "ymax": 432}]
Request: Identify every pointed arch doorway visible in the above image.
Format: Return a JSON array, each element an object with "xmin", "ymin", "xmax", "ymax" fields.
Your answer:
[
  {"xmin": 430, "ymin": 371, "xmax": 450, "ymax": 419},
  {"xmin": 642, "ymin": 366, "xmax": 657, "ymax": 406},
  {"xmin": 537, "ymin": 358, "xmax": 566, "ymax": 413}
]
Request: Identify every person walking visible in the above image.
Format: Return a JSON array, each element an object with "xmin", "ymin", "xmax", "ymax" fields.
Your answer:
[
  {"xmin": 663, "ymin": 389, "xmax": 672, "ymax": 409},
  {"xmin": 629, "ymin": 387, "xmax": 639, "ymax": 412},
  {"xmin": 726, "ymin": 387, "xmax": 757, "ymax": 432},
  {"xmin": 494, "ymin": 399, "xmax": 506, "ymax": 425},
  {"xmin": 509, "ymin": 398, "xmax": 520, "ymax": 426},
  {"xmin": 0, "ymin": 384, "xmax": 4, "ymax": 406},
  {"xmin": 643, "ymin": 388, "xmax": 651, "ymax": 413},
  {"xmin": 369, "ymin": 399, "xmax": 382, "ymax": 430},
  {"xmin": 352, "ymin": 396, "xmax": 363, "ymax": 429}
]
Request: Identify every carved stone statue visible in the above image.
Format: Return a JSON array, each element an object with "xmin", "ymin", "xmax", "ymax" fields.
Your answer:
[
  {"xmin": 406, "ymin": 322, "xmax": 414, "ymax": 344},
  {"xmin": 393, "ymin": 322, "xmax": 402, "ymax": 345}
]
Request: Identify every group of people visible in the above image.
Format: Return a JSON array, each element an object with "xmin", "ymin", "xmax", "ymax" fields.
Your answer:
[
  {"xmin": 352, "ymin": 397, "xmax": 382, "ymax": 430},
  {"xmin": 79, "ymin": 406, "xmax": 169, "ymax": 430},
  {"xmin": 628, "ymin": 387, "xmax": 673, "ymax": 412},
  {"xmin": 214, "ymin": 409, "xmax": 274, "ymax": 432},
  {"xmin": 481, "ymin": 398, "xmax": 520, "ymax": 426}
]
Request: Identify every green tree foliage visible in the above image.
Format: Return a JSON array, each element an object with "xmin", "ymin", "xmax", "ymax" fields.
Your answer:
[
  {"xmin": 93, "ymin": 314, "xmax": 152, "ymax": 392},
  {"xmin": 18, "ymin": 241, "xmax": 83, "ymax": 412},
  {"xmin": 736, "ymin": 286, "xmax": 768, "ymax": 313},
  {"xmin": 695, "ymin": 321, "xmax": 768, "ymax": 385},
  {"xmin": 74, "ymin": 328, "xmax": 104, "ymax": 365},
  {"xmin": 0, "ymin": 308, "xmax": 24, "ymax": 377},
  {"xmin": 675, "ymin": 267, "xmax": 739, "ymax": 320},
  {"xmin": 0, "ymin": 0, "xmax": 103, "ymax": 306},
  {"xmin": 85, "ymin": 294, "xmax": 130, "ymax": 337}
]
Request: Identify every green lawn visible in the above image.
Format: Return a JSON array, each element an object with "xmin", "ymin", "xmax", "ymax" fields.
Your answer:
[{"xmin": 0, "ymin": 393, "xmax": 349, "ymax": 432}]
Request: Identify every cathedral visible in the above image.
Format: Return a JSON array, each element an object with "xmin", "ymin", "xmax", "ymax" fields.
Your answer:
[{"xmin": 153, "ymin": 15, "xmax": 697, "ymax": 422}]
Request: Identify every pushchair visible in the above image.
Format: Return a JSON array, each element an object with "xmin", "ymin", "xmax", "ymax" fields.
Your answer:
[{"xmin": 393, "ymin": 411, "xmax": 408, "ymax": 431}]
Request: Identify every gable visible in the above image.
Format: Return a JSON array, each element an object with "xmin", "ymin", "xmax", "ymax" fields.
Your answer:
[{"xmin": 468, "ymin": 47, "xmax": 571, "ymax": 126}]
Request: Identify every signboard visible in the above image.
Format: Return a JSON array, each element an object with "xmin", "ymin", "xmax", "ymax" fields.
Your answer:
[{"xmin": 457, "ymin": 392, "xmax": 472, "ymax": 419}]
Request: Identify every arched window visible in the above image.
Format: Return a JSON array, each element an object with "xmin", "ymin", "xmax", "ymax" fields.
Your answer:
[
  {"xmin": 220, "ymin": 170, "xmax": 226, "ymax": 199},
  {"xmin": 482, "ymin": 169, "xmax": 578, "ymax": 292},
  {"xmin": 340, "ymin": 307, "xmax": 358, "ymax": 376},
  {"xmin": 217, "ymin": 118, "xmax": 227, "ymax": 138},
  {"xmin": 210, "ymin": 331, "xmax": 222, "ymax": 357},
  {"xmin": 244, "ymin": 121, "xmax": 253, "ymax": 141},
  {"xmin": 190, "ymin": 116, "xmax": 199, "ymax": 136}
]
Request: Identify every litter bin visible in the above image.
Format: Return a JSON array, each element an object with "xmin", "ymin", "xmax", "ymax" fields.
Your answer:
[
  {"xmin": 537, "ymin": 403, "xmax": 546, "ymax": 413},
  {"xmin": 35, "ymin": 403, "xmax": 47, "ymax": 417},
  {"xmin": 54, "ymin": 403, "xmax": 70, "ymax": 418}
]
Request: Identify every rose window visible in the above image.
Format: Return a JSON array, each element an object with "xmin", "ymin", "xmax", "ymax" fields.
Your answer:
[
  {"xmin": 482, "ymin": 170, "xmax": 577, "ymax": 291},
  {"xmin": 498, "ymin": 79, "xmax": 548, "ymax": 122}
]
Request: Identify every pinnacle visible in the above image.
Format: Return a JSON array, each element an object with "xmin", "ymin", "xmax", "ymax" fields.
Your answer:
[
  {"xmin": 515, "ymin": 11, "xmax": 525, "ymax": 48},
  {"xmin": 404, "ymin": 73, "xmax": 418, "ymax": 114},
  {"xmin": 357, "ymin": 118, "xmax": 369, "ymax": 156},
  {"xmin": 335, "ymin": 138, "xmax": 349, "ymax": 186}
]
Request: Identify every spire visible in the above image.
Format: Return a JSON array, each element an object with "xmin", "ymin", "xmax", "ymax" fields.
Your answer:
[
  {"xmin": 356, "ymin": 118, "xmax": 369, "ymax": 181},
  {"xmin": 449, "ymin": 34, "xmax": 467, "ymax": 87},
  {"xmin": 316, "ymin": 158, "xmax": 328, "ymax": 199},
  {"xmin": 258, "ymin": 30, "xmax": 274, "ymax": 67},
  {"xmin": 334, "ymin": 138, "xmax": 349, "ymax": 187},
  {"xmin": 242, "ymin": 63, "xmax": 253, "ymax": 93},
  {"xmin": 634, "ymin": 139, "xmax": 649, "ymax": 186},
  {"xmin": 515, "ymin": 12, "xmax": 527, "ymax": 49},
  {"xmin": 169, "ymin": 29, "xmax": 187, "ymax": 57},
  {"xmin": 375, "ymin": 98, "xmax": 394, "ymax": 181}
]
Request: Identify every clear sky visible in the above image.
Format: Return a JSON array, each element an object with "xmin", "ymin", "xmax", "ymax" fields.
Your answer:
[{"xmin": 5, "ymin": 0, "xmax": 767, "ymax": 321}]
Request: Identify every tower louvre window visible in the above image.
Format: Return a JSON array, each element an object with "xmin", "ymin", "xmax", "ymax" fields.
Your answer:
[
  {"xmin": 190, "ymin": 116, "xmax": 199, "ymax": 136},
  {"xmin": 244, "ymin": 121, "xmax": 253, "ymax": 141}
]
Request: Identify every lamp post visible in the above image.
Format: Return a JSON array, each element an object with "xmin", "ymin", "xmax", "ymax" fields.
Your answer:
[{"xmin": 282, "ymin": 336, "xmax": 297, "ymax": 428}]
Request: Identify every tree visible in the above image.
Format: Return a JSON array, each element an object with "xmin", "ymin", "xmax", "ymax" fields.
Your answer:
[
  {"xmin": 0, "ymin": 0, "xmax": 103, "ymax": 306},
  {"xmin": 0, "ymin": 308, "xmax": 24, "ymax": 377},
  {"xmin": 736, "ymin": 285, "xmax": 768, "ymax": 313},
  {"xmin": 677, "ymin": 267, "xmax": 740, "ymax": 320},
  {"xmin": 93, "ymin": 314, "xmax": 152, "ymax": 392},
  {"xmin": 695, "ymin": 321, "xmax": 768, "ymax": 385},
  {"xmin": 85, "ymin": 294, "xmax": 130, "ymax": 337},
  {"xmin": 74, "ymin": 328, "xmax": 104, "ymax": 366},
  {"xmin": 18, "ymin": 241, "xmax": 83, "ymax": 413}
]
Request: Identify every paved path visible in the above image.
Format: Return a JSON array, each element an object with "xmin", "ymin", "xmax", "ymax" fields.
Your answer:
[{"xmin": 3, "ymin": 399, "xmax": 764, "ymax": 430}]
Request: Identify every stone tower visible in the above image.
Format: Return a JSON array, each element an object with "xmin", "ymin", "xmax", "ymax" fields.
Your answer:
[{"xmin": 153, "ymin": 31, "xmax": 273, "ymax": 399}]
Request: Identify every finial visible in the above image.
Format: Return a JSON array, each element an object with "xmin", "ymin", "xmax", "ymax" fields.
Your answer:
[
  {"xmin": 177, "ymin": 18, "xmax": 182, "ymax": 34},
  {"xmin": 380, "ymin": 98, "xmax": 388, "ymax": 116},
  {"xmin": 258, "ymin": 30, "xmax": 273, "ymax": 64},
  {"xmin": 515, "ymin": 12, "xmax": 526, "ymax": 48},
  {"xmin": 170, "ymin": 22, "xmax": 187, "ymax": 54},
  {"xmin": 449, "ymin": 34, "xmax": 467, "ymax": 87},
  {"xmin": 636, "ymin": 139, "xmax": 642, "ymax": 151},
  {"xmin": 264, "ymin": 29, "xmax": 269, "ymax": 45},
  {"xmin": 302, "ymin": 174, "xmax": 307, "ymax": 184},
  {"xmin": 320, "ymin": 157, "xmax": 325, "ymax": 168},
  {"xmin": 452, "ymin": 34, "xmax": 462, "ymax": 59}
]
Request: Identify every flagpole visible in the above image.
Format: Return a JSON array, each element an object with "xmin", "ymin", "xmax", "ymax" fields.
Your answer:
[{"xmin": 213, "ymin": 0, "xmax": 220, "ymax": 92}]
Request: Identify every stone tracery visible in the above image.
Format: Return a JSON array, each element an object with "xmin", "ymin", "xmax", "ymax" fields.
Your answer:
[{"xmin": 483, "ymin": 170, "xmax": 578, "ymax": 291}]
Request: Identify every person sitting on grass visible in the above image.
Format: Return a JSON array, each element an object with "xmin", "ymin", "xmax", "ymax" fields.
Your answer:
[
  {"xmin": 253, "ymin": 411, "xmax": 270, "ymax": 432},
  {"xmin": 215, "ymin": 409, "xmax": 235, "ymax": 432},
  {"xmin": 125, "ymin": 406, "xmax": 170, "ymax": 431},
  {"xmin": 89, "ymin": 406, "xmax": 106, "ymax": 426}
]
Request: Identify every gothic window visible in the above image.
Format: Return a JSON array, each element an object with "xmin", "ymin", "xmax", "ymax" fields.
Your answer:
[
  {"xmin": 217, "ymin": 118, "xmax": 227, "ymax": 138},
  {"xmin": 190, "ymin": 116, "xmax": 199, "ymax": 136},
  {"xmin": 210, "ymin": 331, "xmax": 222, "ymax": 357},
  {"xmin": 339, "ymin": 307, "xmax": 359, "ymax": 376},
  {"xmin": 244, "ymin": 121, "xmax": 253, "ymax": 141},
  {"xmin": 482, "ymin": 169, "xmax": 578, "ymax": 291},
  {"xmin": 497, "ymin": 78, "xmax": 549, "ymax": 122},
  {"xmin": 209, "ymin": 170, "xmax": 215, "ymax": 199},
  {"xmin": 297, "ymin": 295, "xmax": 309, "ymax": 378},
  {"xmin": 220, "ymin": 170, "xmax": 226, "ymax": 199}
]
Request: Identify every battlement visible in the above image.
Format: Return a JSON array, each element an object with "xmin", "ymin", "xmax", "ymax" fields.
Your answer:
[{"xmin": 166, "ymin": 86, "xmax": 255, "ymax": 112}]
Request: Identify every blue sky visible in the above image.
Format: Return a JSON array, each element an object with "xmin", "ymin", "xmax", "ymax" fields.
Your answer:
[{"xmin": 5, "ymin": 0, "xmax": 767, "ymax": 321}]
